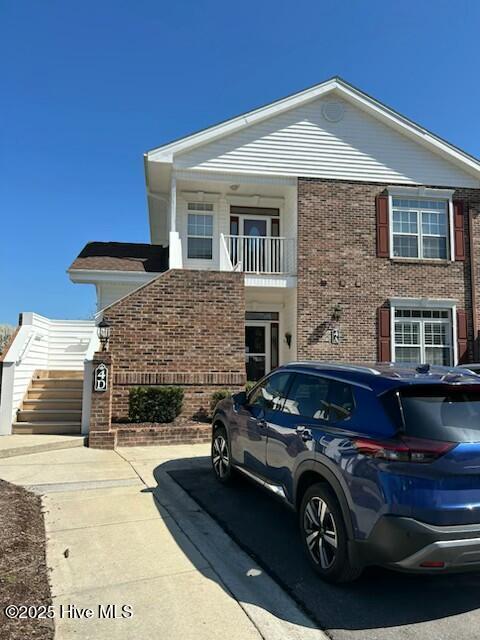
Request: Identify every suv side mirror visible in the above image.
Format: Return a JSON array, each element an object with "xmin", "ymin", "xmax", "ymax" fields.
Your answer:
[{"xmin": 233, "ymin": 391, "xmax": 247, "ymax": 406}]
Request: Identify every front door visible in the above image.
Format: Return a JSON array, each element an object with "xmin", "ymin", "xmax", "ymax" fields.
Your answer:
[{"xmin": 245, "ymin": 322, "xmax": 270, "ymax": 382}]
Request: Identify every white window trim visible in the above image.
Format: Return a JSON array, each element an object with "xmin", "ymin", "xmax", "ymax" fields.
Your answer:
[
  {"xmin": 389, "ymin": 297, "xmax": 458, "ymax": 365},
  {"xmin": 387, "ymin": 186, "xmax": 455, "ymax": 262},
  {"xmin": 186, "ymin": 205, "xmax": 215, "ymax": 261}
]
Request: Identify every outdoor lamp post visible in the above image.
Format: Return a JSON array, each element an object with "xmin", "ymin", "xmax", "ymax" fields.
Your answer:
[{"xmin": 97, "ymin": 319, "xmax": 111, "ymax": 352}]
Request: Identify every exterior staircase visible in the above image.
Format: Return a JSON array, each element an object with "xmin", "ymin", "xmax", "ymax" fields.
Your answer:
[{"xmin": 13, "ymin": 371, "xmax": 83, "ymax": 435}]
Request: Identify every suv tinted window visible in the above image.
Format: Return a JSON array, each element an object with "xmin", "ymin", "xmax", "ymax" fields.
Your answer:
[
  {"xmin": 249, "ymin": 372, "xmax": 292, "ymax": 411},
  {"xmin": 282, "ymin": 374, "xmax": 354, "ymax": 422},
  {"xmin": 400, "ymin": 386, "xmax": 480, "ymax": 442}
]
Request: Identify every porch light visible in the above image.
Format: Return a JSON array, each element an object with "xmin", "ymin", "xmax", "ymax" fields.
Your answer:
[{"xmin": 97, "ymin": 320, "xmax": 111, "ymax": 352}]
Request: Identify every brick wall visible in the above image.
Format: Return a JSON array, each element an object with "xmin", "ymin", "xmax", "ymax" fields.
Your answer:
[
  {"xmin": 103, "ymin": 269, "xmax": 246, "ymax": 421},
  {"xmin": 297, "ymin": 178, "xmax": 480, "ymax": 362}
]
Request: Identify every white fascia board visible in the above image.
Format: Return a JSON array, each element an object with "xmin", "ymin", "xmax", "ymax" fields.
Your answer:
[
  {"xmin": 68, "ymin": 269, "xmax": 159, "ymax": 285},
  {"xmin": 146, "ymin": 77, "xmax": 480, "ymax": 181}
]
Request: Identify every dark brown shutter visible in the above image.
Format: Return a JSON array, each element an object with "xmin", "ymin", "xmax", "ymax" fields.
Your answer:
[
  {"xmin": 376, "ymin": 195, "xmax": 389, "ymax": 257},
  {"xmin": 457, "ymin": 309, "xmax": 468, "ymax": 364},
  {"xmin": 377, "ymin": 307, "xmax": 391, "ymax": 362},
  {"xmin": 453, "ymin": 201, "xmax": 466, "ymax": 261}
]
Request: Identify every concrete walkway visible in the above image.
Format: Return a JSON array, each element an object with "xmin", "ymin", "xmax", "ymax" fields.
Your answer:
[
  {"xmin": 0, "ymin": 444, "xmax": 324, "ymax": 640},
  {"xmin": 0, "ymin": 433, "xmax": 85, "ymax": 459}
]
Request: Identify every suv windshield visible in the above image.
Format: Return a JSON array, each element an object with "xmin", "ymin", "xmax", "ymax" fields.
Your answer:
[{"xmin": 399, "ymin": 385, "xmax": 480, "ymax": 443}]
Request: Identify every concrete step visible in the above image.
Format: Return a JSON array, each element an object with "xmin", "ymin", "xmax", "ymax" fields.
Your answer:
[
  {"xmin": 22, "ymin": 399, "xmax": 83, "ymax": 411},
  {"xmin": 35, "ymin": 370, "xmax": 83, "ymax": 380},
  {"xmin": 28, "ymin": 388, "xmax": 83, "ymax": 400},
  {"xmin": 12, "ymin": 422, "xmax": 82, "ymax": 435},
  {"xmin": 32, "ymin": 378, "xmax": 83, "ymax": 390},
  {"xmin": 17, "ymin": 409, "xmax": 82, "ymax": 423}
]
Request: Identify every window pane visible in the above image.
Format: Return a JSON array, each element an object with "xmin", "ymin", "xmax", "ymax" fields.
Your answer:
[
  {"xmin": 423, "ymin": 236, "xmax": 447, "ymax": 259},
  {"xmin": 327, "ymin": 380, "xmax": 355, "ymax": 422},
  {"xmin": 424, "ymin": 322, "xmax": 449, "ymax": 346},
  {"xmin": 249, "ymin": 372, "xmax": 292, "ymax": 409},
  {"xmin": 188, "ymin": 214, "xmax": 213, "ymax": 237},
  {"xmin": 393, "ymin": 210, "xmax": 417, "ymax": 234},
  {"xmin": 283, "ymin": 373, "xmax": 330, "ymax": 419},
  {"xmin": 395, "ymin": 346, "xmax": 421, "ymax": 363},
  {"xmin": 393, "ymin": 235, "xmax": 418, "ymax": 257},
  {"xmin": 187, "ymin": 237, "xmax": 212, "ymax": 259},
  {"xmin": 395, "ymin": 322, "xmax": 420, "ymax": 345},
  {"xmin": 188, "ymin": 202, "xmax": 213, "ymax": 212},
  {"xmin": 422, "ymin": 211, "xmax": 447, "ymax": 236},
  {"xmin": 425, "ymin": 347, "xmax": 451, "ymax": 366}
]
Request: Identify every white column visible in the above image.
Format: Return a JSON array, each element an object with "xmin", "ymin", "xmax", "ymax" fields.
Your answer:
[{"xmin": 169, "ymin": 172, "xmax": 183, "ymax": 269}]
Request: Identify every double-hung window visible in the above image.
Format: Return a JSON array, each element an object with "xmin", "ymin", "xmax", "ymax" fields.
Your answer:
[
  {"xmin": 394, "ymin": 308, "xmax": 452, "ymax": 366},
  {"xmin": 187, "ymin": 203, "xmax": 213, "ymax": 260},
  {"xmin": 392, "ymin": 199, "xmax": 448, "ymax": 260}
]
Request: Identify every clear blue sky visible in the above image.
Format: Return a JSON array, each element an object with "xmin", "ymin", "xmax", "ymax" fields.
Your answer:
[{"xmin": 2, "ymin": 0, "xmax": 479, "ymax": 325}]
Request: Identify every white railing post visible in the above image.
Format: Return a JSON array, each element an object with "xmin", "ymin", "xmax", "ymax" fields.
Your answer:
[{"xmin": 219, "ymin": 234, "xmax": 234, "ymax": 271}]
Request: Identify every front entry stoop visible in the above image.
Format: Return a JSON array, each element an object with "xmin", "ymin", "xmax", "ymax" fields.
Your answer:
[{"xmin": 13, "ymin": 370, "xmax": 83, "ymax": 435}]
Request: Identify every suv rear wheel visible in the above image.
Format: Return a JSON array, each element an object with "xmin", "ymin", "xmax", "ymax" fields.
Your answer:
[
  {"xmin": 300, "ymin": 483, "xmax": 362, "ymax": 583},
  {"xmin": 211, "ymin": 426, "xmax": 235, "ymax": 484}
]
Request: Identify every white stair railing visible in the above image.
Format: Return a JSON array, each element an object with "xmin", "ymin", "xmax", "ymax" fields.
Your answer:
[{"xmin": 223, "ymin": 235, "xmax": 294, "ymax": 274}]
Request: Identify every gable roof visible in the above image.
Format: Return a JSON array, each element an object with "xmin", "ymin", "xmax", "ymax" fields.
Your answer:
[
  {"xmin": 146, "ymin": 77, "xmax": 480, "ymax": 180},
  {"xmin": 69, "ymin": 242, "xmax": 169, "ymax": 273}
]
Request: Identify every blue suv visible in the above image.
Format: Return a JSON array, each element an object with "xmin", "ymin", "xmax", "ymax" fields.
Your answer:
[{"xmin": 211, "ymin": 362, "xmax": 480, "ymax": 582}]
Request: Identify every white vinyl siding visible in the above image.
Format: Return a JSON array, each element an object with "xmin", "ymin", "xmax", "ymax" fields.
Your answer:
[{"xmin": 175, "ymin": 98, "xmax": 478, "ymax": 188}]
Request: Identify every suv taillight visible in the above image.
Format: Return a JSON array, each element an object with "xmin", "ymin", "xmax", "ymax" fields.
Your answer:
[{"xmin": 353, "ymin": 436, "xmax": 455, "ymax": 463}]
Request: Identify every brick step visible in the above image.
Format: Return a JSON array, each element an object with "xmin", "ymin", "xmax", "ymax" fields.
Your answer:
[
  {"xmin": 22, "ymin": 399, "xmax": 83, "ymax": 411},
  {"xmin": 17, "ymin": 409, "xmax": 82, "ymax": 423},
  {"xmin": 34, "ymin": 370, "xmax": 83, "ymax": 380},
  {"xmin": 32, "ymin": 378, "xmax": 83, "ymax": 390},
  {"xmin": 28, "ymin": 388, "xmax": 83, "ymax": 400},
  {"xmin": 12, "ymin": 422, "xmax": 81, "ymax": 435}
]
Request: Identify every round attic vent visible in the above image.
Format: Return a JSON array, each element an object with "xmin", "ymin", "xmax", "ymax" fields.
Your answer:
[{"xmin": 322, "ymin": 101, "xmax": 345, "ymax": 123}]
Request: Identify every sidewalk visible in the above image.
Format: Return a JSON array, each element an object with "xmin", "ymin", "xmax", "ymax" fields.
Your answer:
[{"xmin": 0, "ymin": 443, "xmax": 324, "ymax": 640}]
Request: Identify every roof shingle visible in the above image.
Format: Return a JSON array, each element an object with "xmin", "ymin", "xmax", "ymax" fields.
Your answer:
[{"xmin": 69, "ymin": 242, "xmax": 169, "ymax": 273}]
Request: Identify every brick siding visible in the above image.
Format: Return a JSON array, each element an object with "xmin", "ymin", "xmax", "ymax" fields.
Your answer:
[
  {"xmin": 103, "ymin": 269, "xmax": 246, "ymax": 422},
  {"xmin": 297, "ymin": 178, "xmax": 480, "ymax": 362}
]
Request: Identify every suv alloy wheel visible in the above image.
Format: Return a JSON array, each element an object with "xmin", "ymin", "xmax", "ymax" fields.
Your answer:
[
  {"xmin": 211, "ymin": 426, "xmax": 235, "ymax": 484},
  {"xmin": 300, "ymin": 483, "xmax": 361, "ymax": 583}
]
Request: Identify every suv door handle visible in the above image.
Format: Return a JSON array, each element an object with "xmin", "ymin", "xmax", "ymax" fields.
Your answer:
[{"xmin": 296, "ymin": 426, "xmax": 313, "ymax": 442}]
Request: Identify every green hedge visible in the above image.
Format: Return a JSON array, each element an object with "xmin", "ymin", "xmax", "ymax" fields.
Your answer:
[{"xmin": 129, "ymin": 386, "xmax": 184, "ymax": 423}]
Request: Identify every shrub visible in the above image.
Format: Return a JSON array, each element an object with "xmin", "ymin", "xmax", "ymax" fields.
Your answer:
[
  {"xmin": 210, "ymin": 389, "xmax": 233, "ymax": 414},
  {"xmin": 0, "ymin": 325, "xmax": 15, "ymax": 355},
  {"xmin": 128, "ymin": 386, "xmax": 184, "ymax": 424}
]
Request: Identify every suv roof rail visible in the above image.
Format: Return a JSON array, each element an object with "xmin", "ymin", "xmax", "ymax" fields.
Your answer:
[{"xmin": 287, "ymin": 362, "xmax": 382, "ymax": 376}]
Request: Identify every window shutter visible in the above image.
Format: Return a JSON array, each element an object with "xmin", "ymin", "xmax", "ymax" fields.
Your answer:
[
  {"xmin": 377, "ymin": 307, "xmax": 391, "ymax": 362},
  {"xmin": 453, "ymin": 201, "xmax": 466, "ymax": 261},
  {"xmin": 376, "ymin": 195, "xmax": 389, "ymax": 258},
  {"xmin": 457, "ymin": 309, "xmax": 468, "ymax": 364}
]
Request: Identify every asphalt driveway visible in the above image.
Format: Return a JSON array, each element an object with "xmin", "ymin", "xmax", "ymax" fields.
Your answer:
[{"xmin": 169, "ymin": 461, "xmax": 480, "ymax": 640}]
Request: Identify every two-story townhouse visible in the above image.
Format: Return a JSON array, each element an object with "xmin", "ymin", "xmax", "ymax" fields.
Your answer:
[{"xmin": 42, "ymin": 77, "xmax": 480, "ymax": 444}]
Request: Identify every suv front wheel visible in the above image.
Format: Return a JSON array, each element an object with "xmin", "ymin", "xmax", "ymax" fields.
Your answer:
[
  {"xmin": 211, "ymin": 426, "xmax": 235, "ymax": 484},
  {"xmin": 300, "ymin": 483, "xmax": 362, "ymax": 583}
]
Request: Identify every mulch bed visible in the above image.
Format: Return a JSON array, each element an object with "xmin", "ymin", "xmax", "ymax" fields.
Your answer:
[{"xmin": 0, "ymin": 479, "xmax": 53, "ymax": 640}]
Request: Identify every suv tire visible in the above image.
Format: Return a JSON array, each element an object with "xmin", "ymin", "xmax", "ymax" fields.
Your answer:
[
  {"xmin": 211, "ymin": 425, "xmax": 235, "ymax": 484},
  {"xmin": 300, "ymin": 483, "xmax": 362, "ymax": 583}
]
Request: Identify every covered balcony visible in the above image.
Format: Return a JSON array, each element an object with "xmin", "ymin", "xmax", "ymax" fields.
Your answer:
[{"xmin": 221, "ymin": 234, "xmax": 296, "ymax": 274}]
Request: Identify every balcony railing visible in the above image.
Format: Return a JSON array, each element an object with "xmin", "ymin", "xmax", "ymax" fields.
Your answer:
[{"xmin": 221, "ymin": 234, "xmax": 295, "ymax": 274}]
